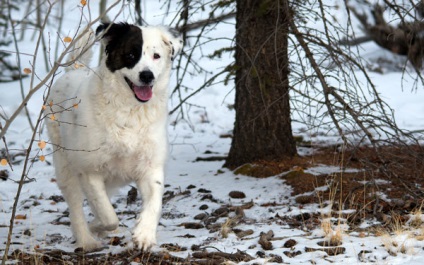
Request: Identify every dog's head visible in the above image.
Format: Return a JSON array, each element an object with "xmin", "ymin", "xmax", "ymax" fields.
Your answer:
[{"xmin": 96, "ymin": 23, "xmax": 183, "ymax": 102}]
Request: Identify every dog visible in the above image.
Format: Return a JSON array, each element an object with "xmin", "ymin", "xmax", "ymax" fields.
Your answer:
[{"xmin": 46, "ymin": 23, "xmax": 182, "ymax": 251}]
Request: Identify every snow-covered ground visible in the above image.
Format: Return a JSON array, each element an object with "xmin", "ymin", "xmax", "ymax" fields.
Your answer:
[{"xmin": 1, "ymin": 1, "xmax": 424, "ymax": 264}]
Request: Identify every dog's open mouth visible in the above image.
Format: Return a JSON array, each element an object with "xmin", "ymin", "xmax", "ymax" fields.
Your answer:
[{"xmin": 125, "ymin": 77, "xmax": 153, "ymax": 102}]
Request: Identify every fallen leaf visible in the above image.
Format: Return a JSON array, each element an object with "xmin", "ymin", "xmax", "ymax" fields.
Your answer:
[
  {"xmin": 0, "ymin": 159, "xmax": 7, "ymax": 166},
  {"xmin": 23, "ymin": 68, "xmax": 32, "ymax": 74},
  {"xmin": 15, "ymin": 214, "xmax": 27, "ymax": 220},
  {"xmin": 180, "ymin": 222, "xmax": 204, "ymax": 229},
  {"xmin": 292, "ymin": 165, "xmax": 304, "ymax": 172},
  {"xmin": 39, "ymin": 155, "xmax": 45, "ymax": 162}
]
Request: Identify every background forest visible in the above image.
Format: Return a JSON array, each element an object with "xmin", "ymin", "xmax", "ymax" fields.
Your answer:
[{"xmin": 1, "ymin": 0, "xmax": 424, "ymax": 264}]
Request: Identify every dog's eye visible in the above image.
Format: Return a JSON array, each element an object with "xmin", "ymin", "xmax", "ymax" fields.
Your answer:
[
  {"xmin": 153, "ymin": 53, "xmax": 160, "ymax": 60},
  {"xmin": 127, "ymin": 53, "xmax": 135, "ymax": 60}
]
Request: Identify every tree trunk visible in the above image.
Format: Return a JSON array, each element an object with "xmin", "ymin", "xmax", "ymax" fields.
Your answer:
[{"xmin": 225, "ymin": 0, "xmax": 296, "ymax": 168}]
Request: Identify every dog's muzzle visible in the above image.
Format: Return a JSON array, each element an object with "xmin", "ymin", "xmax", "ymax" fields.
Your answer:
[{"xmin": 125, "ymin": 72, "xmax": 154, "ymax": 102}]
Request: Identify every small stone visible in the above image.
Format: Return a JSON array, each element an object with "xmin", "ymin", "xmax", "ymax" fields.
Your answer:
[
  {"xmin": 200, "ymin": 194, "xmax": 218, "ymax": 202},
  {"xmin": 284, "ymin": 250, "xmax": 302, "ymax": 258},
  {"xmin": 194, "ymin": 213, "xmax": 208, "ymax": 220},
  {"xmin": 317, "ymin": 240, "xmax": 342, "ymax": 247},
  {"xmin": 204, "ymin": 216, "xmax": 218, "ymax": 225},
  {"xmin": 199, "ymin": 204, "xmax": 209, "ymax": 210},
  {"xmin": 23, "ymin": 229, "xmax": 31, "ymax": 236},
  {"xmin": 181, "ymin": 222, "xmax": 204, "ymax": 229},
  {"xmin": 283, "ymin": 239, "xmax": 297, "ymax": 248},
  {"xmin": 234, "ymin": 229, "xmax": 254, "ymax": 238},
  {"xmin": 49, "ymin": 195, "xmax": 65, "ymax": 203},
  {"xmin": 295, "ymin": 195, "xmax": 314, "ymax": 204},
  {"xmin": 269, "ymin": 254, "xmax": 283, "ymax": 263},
  {"xmin": 198, "ymin": 188, "xmax": 211, "ymax": 193},
  {"xmin": 229, "ymin": 191, "xmax": 246, "ymax": 199},
  {"xmin": 160, "ymin": 243, "xmax": 187, "ymax": 252},
  {"xmin": 295, "ymin": 212, "xmax": 311, "ymax": 221},
  {"xmin": 191, "ymin": 244, "xmax": 200, "ymax": 251},
  {"xmin": 212, "ymin": 207, "xmax": 229, "ymax": 217},
  {"xmin": 258, "ymin": 230, "xmax": 274, "ymax": 250},
  {"xmin": 305, "ymin": 246, "xmax": 346, "ymax": 256}
]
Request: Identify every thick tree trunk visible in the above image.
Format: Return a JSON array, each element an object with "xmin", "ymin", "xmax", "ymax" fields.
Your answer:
[{"xmin": 225, "ymin": 0, "xmax": 296, "ymax": 168}]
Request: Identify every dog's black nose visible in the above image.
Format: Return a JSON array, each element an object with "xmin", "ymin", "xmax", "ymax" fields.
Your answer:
[{"xmin": 139, "ymin": 71, "xmax": 154, "ymax": 84}]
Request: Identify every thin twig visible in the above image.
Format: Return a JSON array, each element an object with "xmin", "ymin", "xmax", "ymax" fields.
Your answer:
[{"xmin": 6, "ymin": 0, "xmax": 35, "ymax": 132}]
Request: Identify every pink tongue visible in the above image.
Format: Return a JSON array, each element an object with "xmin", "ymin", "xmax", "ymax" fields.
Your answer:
[{"xmin": 133, "ymin": 85, "xmax": 153, "ymax": 101}]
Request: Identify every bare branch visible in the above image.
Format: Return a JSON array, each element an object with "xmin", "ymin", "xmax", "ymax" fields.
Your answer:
[
  {"xmin": 177, "ymin": 12, "xmax": 235, "ymax": 32},
  {"xmin": 0, "ymin": 0, "xmax": 123, "ymax": 139}
]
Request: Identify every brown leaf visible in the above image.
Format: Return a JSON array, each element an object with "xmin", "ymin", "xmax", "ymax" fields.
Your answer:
[{"xmin": 15, "ymin": 214, "xmax": 27, "ymax": 220}]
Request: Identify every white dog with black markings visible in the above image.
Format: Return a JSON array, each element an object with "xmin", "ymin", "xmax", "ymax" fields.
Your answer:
[{"xmin": 46, "ymin": 23, "xmax": 182, "ymax": 251}]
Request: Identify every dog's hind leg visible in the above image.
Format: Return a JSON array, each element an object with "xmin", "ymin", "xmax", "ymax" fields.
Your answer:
[
  {"xmin": 86, "ymin": 201, "xmax": 108, "ymax": 238},
  {"xmin": 87, "ymin": 188, "xmax": 117, "ymax": 238},
  {"xmin": 79, "ymin": 174, "xmax": 119, "ymax": 234}
]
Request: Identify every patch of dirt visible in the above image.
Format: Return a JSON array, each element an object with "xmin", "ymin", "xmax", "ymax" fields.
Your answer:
[
  {"xmin": 5, "ymin": 245, "xmax": 269, "ymax": 265},
  {"xmin": 253, "ymin": 144, "xmax": 424, "ymax": 229}
]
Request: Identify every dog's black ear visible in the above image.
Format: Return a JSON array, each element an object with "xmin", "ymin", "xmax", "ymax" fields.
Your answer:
[
  {"xmin": 96, "ymin": 23, "xmax": 132, "ymax": 41},
  {"xmin": 95, "ymin": 23, "xmax": 110, "ymax": 36},
  {"xmin": 96, "ymin": 23, "xmax": 135, "ymax": 55}
]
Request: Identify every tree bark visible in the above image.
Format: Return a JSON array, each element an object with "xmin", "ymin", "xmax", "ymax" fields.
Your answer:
[{"xmin": 225, "ymin": 0, "xmax": 296, "ymax": 168}]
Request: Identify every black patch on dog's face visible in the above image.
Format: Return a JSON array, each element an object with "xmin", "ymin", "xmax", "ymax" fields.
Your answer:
[{"xmin": 96, "ymin": 23, "xmax": 143, "ymax": 72}]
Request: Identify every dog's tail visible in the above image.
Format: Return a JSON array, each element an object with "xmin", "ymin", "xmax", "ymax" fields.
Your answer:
[{"xmin": 65, "ymin": 27, "xmax": 95, "ymax": 72}]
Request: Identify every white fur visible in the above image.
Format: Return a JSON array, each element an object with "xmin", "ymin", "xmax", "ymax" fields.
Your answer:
[{"xmin": 46, "ymin": 25, "xmax": 182, "ymax": 251}]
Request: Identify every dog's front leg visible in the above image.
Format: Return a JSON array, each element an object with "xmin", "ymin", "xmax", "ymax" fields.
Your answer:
[{"xmin": 133, "ymin": 167, "xmax": 164, "ymax": 250}]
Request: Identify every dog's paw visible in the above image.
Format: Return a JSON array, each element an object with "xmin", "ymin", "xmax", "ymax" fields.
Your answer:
[
  {"xmin": 76, "ymin": 237, "xmax": 104, "ymax": 252},
  {"xmin": 132, "ymin": 227, "xmax": 157, "ymax": 251},
  {"xmin": 89, "ymin": 222, "xmax": 110, "ymax": 238}
]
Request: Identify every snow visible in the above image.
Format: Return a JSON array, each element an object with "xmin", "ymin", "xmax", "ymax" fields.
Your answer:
[{"xmin": 1, "ymin": 0, "xmax": 424, "ymax": 264}]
